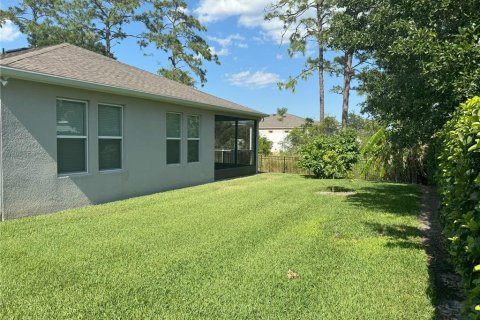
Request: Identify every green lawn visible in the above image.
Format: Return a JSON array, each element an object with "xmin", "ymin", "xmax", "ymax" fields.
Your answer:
[{"xmin": 0, "ymin": 174, "xmax": 434, "ymax": 319}]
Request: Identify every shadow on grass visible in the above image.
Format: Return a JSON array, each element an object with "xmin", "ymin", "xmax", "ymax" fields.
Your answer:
[
  {"xmin": 346, "ymin": 183, "xmax": 419, "ymax": 216},
  {"xmin": 365, "ymin": 186, "xmax": 464, "ymax": 319},
  {"xmin": 365, "ymin": 222, "xmax": 424, "ymax": 250}
]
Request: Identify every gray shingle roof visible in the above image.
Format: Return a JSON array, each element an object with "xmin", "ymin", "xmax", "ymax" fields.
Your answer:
[
  {"xmin": 0, "ymin": 43, "xmax": 265, "ymax": 117},
  {"xmin": 259, "ymin": 113, "xmax": 308, "ymax": 129}
]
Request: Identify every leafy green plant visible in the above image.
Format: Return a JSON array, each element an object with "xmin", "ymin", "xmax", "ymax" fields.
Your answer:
[
  {"xmin": 360, "ymin": 127, "xmax": 427, "ymax": 183},
  {"xmin": 298, "ymin": 130, "xmax": 359, "ymax": 178},
  {"xmin": 259, "ymin": 136, "xmax": 273, "ymax": 156},
  {"xmin": 437, "ymin": 96, "xmax": 480, "ymax": 318}
]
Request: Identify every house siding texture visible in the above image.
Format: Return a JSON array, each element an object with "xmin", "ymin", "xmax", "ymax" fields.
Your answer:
[{"xmin": 1, "ymin": 79, "xmax": 220, "ymax": 219}]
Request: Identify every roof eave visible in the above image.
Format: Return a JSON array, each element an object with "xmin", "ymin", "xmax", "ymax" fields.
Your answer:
[{"xmin": 0, "ymin": 66, "xmax": 268, "ymax": 118}]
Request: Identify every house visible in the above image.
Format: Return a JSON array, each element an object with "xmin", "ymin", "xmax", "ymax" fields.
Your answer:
[
  {"xmin": 259, "ymin": 113, "xmax": 308, "ymax": 152},
  {"xmin": 0, "ymin": 43, "xmax": 267, "ymax": 220}
]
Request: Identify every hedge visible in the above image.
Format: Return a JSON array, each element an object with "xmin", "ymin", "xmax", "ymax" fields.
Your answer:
[{"xmin": 437, "ymin": 96, "xmax": 480, "ymax": 318}]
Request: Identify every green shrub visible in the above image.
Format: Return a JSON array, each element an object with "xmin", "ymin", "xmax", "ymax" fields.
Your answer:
[
  {"xmin": 298, "ymin": 130, "xmax": 359, "ymax": 178},
  {"xmin": 437, "ymin": 96, "xmax": 480, "ymax": 318},
  {"xmin": 259, "ymin": 136, "xmax": 273, "ymax": 156}
]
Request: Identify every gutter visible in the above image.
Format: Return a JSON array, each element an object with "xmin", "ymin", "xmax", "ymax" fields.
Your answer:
[{"xmin": 0, "ymin": 66, "xmax": 269, "ymax": 119}]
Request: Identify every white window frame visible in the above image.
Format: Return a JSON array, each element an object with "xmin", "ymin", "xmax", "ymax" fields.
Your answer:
[
  {"xmin": 187, "ymin": 114, "xmax": 200, "ymax": 163},
  {"xmin": 166, "ymin": 112, "xmax": 182, "ymax": 165},
  {"xmin": 56, "ymin": 98, "xmax": 89, "ymax": 177},
  {"xmin": 98, "ymin": 103, "xmax": 124, "ymax": 172}
]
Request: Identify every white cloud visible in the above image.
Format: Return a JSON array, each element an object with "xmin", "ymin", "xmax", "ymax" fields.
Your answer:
[
  {"xmin": 208, "ymin": 34, "xmax": 245, "ymax": 47},
  {"xmin": 276, "ymin": 53, "xmax": 283, "ymax": 60},
  {"xmin": 207, "ymin": 33, "xmax": 249, "ymax": 57},
  {"xmin": 195, "ymin": 0, "xmax": 270, "ymax": 23},
  {"xmin": 195, "ymin": 0, "xmax": 315, "ymax": 44},
  {"xmin": 0, "ymin": 20, "xmax": 21, "ymax": 42},
  {"xmin": 226, "ymin": 70, "xmax": 281, "ymax": 89},
  {"xmin": 208, "ymin": 33, "xmax": 249, "ymax": 55},
  {"xmin": 209, "ymin": 46, "xmax": 229, "ymax": 57}
]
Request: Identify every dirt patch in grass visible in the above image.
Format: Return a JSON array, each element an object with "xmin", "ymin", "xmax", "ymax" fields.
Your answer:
[
  {"xmin": 316, "ymin": 191, "xmax": 356, "ymax": 196},
  {"xmin": 316, "ymin": 186, "xmax": 356, "ymax": 196}
]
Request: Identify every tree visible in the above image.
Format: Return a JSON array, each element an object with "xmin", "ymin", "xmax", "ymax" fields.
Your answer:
[
  {"xmin": 259, "ymin": 136, "xmax": 273, "ymax": 156},
  {"xmin": 276, "ymin": 107, "xmax": 288, "ymax": 121},
  {"xmin": 138, "ymin": 0, "xmax": 219, "ymax": 87},
  {"xmin": 68, "ymin": 0, "xmax": 141, "ymax": 58},
  {"xmin": 298, "ymin": 130, "xmax": 359, "ymax": 178},
  {"xmin": 328, "ymin": 0, "xmax": 372, "ymax": 128},
  {"xmin": 265, "ymin": 0, "xmax": 335, "ymax": 121},
  {"xmin": 355, "ymin": 0, "xmax": 480, "ymax": 147},
  {"xmin": 0, "ymin": 0, "xmax": 106, "ymax": 54},
  {"xmin": 285, "ymin": 116, "xmax": 340, "ymax": 153}
]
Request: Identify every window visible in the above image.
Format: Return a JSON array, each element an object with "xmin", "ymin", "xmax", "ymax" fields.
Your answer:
[
  {"xmin": 284, "ymin": 130, "xmax": 289, "ymax": 133},
  {"xmin": 98, "ymin": 104, "xmax": 123, "ymax": 171},
  {"xmin": 187, "ymin": 115, "xmax": 200, "ymax": 162},
  {"xmin": 56, "ymin": 99, "xmax": 88, "ymax": 174},
  {"xmin": 166, "ymin": 112, "xmax": 181, "ymax": 164},
  {"xmin": 268, "ymin": 130, "xmax": 273, "ymax": 133}
]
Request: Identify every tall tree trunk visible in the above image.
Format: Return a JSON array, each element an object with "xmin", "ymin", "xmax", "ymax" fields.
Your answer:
[
  {"xmin": 31, "ymin": 5, "xmax": 38, "ymax": 47},
  {"xmin": 319, "ymin": 46, "xmax": 325, "ymax": 122},
  {"xmin": 342, "ymin": 51, "xmax": 353, "ymax": 128},
  {"xmin": 316, "ymin": 2, "xmax": 325, "ymax": 122},
  {"xmin": 105, "ymin": 25, "xmax": 111, "ymax": 57}
]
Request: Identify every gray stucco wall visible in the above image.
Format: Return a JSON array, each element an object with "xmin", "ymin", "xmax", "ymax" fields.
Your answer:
[{"xmin": 1, "ymin": 79, "xmax": 250, "ymax": 219}]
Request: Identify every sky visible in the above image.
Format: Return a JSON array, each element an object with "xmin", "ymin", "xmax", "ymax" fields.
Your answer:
[{"xmin": 0, "ymin": 0, "xmax": 365, "ymax": 121}]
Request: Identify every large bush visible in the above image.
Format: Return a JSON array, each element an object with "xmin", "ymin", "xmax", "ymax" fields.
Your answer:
[
  {"xmin": 258, "ymin": 136, "xmax": 273, "ymax": 156},
  {"xmin": 437, "ymin": 96, "xmax": 480, "ymax": 317},
  {"xmin": 298, "ymin": 130, "xmax": 359, "ymax": 178}
]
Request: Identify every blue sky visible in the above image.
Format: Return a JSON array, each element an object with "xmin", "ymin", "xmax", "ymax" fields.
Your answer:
[{"xmin": 0, "ymin": 0, "xmax": 365, "ymax": 120}]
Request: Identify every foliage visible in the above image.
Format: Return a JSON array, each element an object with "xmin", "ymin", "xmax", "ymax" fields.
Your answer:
[
  {"xmin": 276, "ymin": 107, "xmax": 288, "ymax": 121},
  {"xmin": 138, "ymin": 0, "xmax": 219, "ymax": 87},
  {"xmin": 327, "ymin": 0, "xmax": 372, "ymax": 128},
  {"xmin": 259, "ymin": 136, "xmax": 273, "ymax": 156},
  {"xmin": 0, "ymin": 0, "xmax": 107, "ymax": 54},
  {"xmin": 1, "ymin": 0, "xmax": 219, "ymax": 86},
  {"xmin": 360, "ymin": 127, "xmax": 427, "ymax": 183},
  {"xmin": 68, "ymin": 0, "xmax": 141, "ymax": 58},
  {"xmin": 437, "ymin": 96, "xmax": 480, "ymax": 318},
  {"xmin": 355, "ymin": 0, "xmax": 480, "ymax": 147},
  {"xmin": 0, "ymin": 175, "xmax": 433, "ymax": 319},
  {"xmin": 298, "ymin": 130, "xmax": 359, "ymax": 178},
  {"xmin": 285, "ymin": 116, "xmax": 340, "ymax": 153},
  {"xmin": 321, "ymin": 150, "xmax": 346, "ymax": 180},
  {"xmin": 265, "ymin": 0, "xmax": 335, "ymax": 121}
]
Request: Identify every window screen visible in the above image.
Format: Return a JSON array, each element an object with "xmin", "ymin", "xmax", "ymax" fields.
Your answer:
[
  {"xmin": 167, "ymin": 113, "xmax": 181, "ymax": 164},
  {"xmin": 187, "ymin": 115, "xmax": 200, "ymax": 163},
  {"xmin": 98, "ymin": 104, "xmax": 123, "ymax": 170},
  {"xmin": 56, "ymin": 99, "xmax": 87, "ymax": 174}
]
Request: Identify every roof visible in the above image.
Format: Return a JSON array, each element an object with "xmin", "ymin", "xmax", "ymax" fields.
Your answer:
[
  {"xmin": 0, "ymin": 43, "xmax": 266, "ymax": 118},
  {"xmin": 259, "ymin": 113, "xmax": 308, "ymax": 129}
]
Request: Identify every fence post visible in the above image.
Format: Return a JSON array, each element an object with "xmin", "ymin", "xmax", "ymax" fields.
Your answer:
[{"xmin": 283, "ymin": 156, "xmax": 286, "ymax": 173}]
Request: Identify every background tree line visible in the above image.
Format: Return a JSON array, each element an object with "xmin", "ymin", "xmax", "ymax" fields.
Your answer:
[{"xmin": 0, "ymin": 0, "xmax": 219, "ymax": 87}]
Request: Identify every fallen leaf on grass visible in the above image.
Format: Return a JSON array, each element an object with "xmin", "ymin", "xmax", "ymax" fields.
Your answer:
[{"xmin": 287, "ymin": 269, "xmax": 299, "ymax": 279}]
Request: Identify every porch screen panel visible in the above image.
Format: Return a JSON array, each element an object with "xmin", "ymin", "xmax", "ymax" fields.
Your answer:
[
  {"xmin": 214, "ymin": 120, "xmax": 236, "ymax": 169},
  {"xmin": 237, "ymin": 120, "xmax": 255, "ymax": 166}
]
